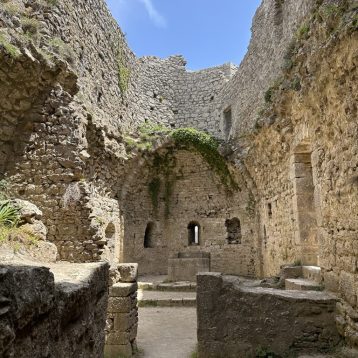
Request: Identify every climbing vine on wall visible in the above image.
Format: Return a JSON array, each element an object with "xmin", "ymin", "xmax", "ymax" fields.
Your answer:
[
  {"xmin": 117, "ymin": 44, "xmax": 130, "ymax": 94},
  {"xmin": 170, "ymin": 128, "xmax": 238, "ymax": 190},
  {"xmin": 126, "ymin": 122, "xmax": 238, "ymax": 217},
  {"xmin": 148, "ymin": 151, "xmax": 177, "ymax": 218}
]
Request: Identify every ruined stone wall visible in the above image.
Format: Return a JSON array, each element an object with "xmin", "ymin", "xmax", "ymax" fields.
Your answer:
[
  {"xmin": 105, "ymin": 264, "xmax": 138, "ymax": 357},
  {"xmin": 122, "ymin": 149, "xmax": 258, "ymax": 277},
  {"xmin": 240, "ymin": 1, "xmax": 358, "ymax": 348},
  {"xmin": 0, "ymin": 262, "xmax": 109, "ymax": 358},
  {"xmin": 218, "ymin": 0, "xmax": 315, "ymax": 138},
  {"xmin": 174, "ymin": 63, "xmax": 237, "ymax": 138},
  {"xmin": 197, "ymin": 273, "xmax": 341, "ymax": 358},
  {"xmin": 0, "ymin": 0, "xmax": 240, "ymax": 265}
]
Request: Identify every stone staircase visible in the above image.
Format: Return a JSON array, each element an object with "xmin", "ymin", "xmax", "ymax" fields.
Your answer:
[
  {"xmin": 285, "ymin": 266, "xmax": 323, "ymax": 291},
  {"xmin": 137, "ymin": 276, "xmax": 197, "ymax": 307}
]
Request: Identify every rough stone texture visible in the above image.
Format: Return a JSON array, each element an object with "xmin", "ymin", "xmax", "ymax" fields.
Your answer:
[
  {"xmin": 105, "ymin": 264, "xmax": 138, "ymax": 357},
  {"xmin": 0, "ymin": 0, "xmax": 357, "ymax": 351},
  {"xmin": 117, "ymin": 263, "xmax": 138, "ymax": 283},
  {"xmin": 168, "ymin": 252, "xmax": 210, "ymax": 282},
  {"xmin": 0, "ymin": 261, "xmax": 109, "ymax": 358},
  {"xmin": 0, "ymin": 200, "xmax": 58, "ymax": 263},
  {"xmin": 197, "ymin": 273, "xmax": 341, "ymax": 358},
  {"xmin": 122, "ymin": 149, "xmax": 258, "ymax": 277}
]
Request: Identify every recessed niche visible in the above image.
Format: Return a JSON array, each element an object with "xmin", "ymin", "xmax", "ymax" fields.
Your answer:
[{"xmin": 225, "ymin": 217, "xmax": 241, "ymax": 244}]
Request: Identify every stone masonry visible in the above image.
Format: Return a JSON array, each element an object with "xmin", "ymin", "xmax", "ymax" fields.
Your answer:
[
  {"xmin": 197, "ymin": 273, "xmax": 341, "ymax": 358},
  {"xmin": 0, "ymin": 262, "xmax": 109, "ymax": 358},
  {"xmin": 105, "ymin": 264, "xmax": 139, "ymax": 357},
  {"xmin": 0, "ymin": 0, "xmax": 357, "ymax": 353}
]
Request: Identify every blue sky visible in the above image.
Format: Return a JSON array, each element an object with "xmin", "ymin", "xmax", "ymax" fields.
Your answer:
[{"xmin": 106, "ymin": 0, "xmax": 261, "ymax": 70}]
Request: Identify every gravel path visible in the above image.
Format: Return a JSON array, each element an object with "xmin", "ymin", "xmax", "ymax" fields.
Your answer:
[{"xmin": 137, "ymin": 307, "xmax": 197, "ymax": 358}]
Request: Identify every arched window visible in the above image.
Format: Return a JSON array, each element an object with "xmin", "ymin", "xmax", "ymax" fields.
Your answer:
[
  {"xmin": 144, "ymin": 222, "xmax": 155, "ymax": 248},
  {"xmin": 188, "ymin": 222, "xmax": 200, "ymax": 246},
  {"xmin": 225, "ymin": 217, "xmax": 241, "ymax": 244}
]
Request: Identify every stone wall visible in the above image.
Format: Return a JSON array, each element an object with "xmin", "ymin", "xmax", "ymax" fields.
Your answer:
[
  {"xmin": 239, "ymin": 1, "xmax": 358, "ymax": 348},
  {"xmin": 218, "ymin": 0, "xmax": 315, "ymax": 138},
  {"xmin": 0, "ymin": 261, "xmax": 109, "ymax": 358},
  {"xmin": 105, "ymin": 264, "xmax": 138, "ymax": 358},
  {"xmin": 197, "ymin": 273, "xmax": 341, "ymax": 358},
  {"xmin": 122, "ymin": 148, "xmax": 259, "ymax": 277}
]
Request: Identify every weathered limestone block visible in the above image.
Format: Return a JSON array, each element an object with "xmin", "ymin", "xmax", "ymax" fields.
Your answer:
[
  {"xmin": 105, "ymin": 264, "xmax": 138, "ymax": 357},
  {"xmin": 197, "ymin": 273, "xmax": 341, "ymax": 358},
  {"xmin": 168, "ymin": 252, "xmax": 210, "ymax": 282},
  {"xmin": 340, "ymin": 271, "xmax": 357, "ymax": 308},
  {"xmin": 110, "ymin": 282, "xmax": 137, "ymax": 297},
  {"xmin": 0, "ymin": 262, "xmax": 109, "ymax": 358},
  {"xmin": 118, "ymin": 263, "xmax": 138, "ymax": 283}
]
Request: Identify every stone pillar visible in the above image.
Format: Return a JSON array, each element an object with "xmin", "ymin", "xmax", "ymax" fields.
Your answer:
[{"xmin": 105, "ymin": 264, "xmax": 138, "ymax": 358}]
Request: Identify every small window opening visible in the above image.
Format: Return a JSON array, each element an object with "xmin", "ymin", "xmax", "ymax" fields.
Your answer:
[
  {"xmin": 144, "ymin": 222, "xmax": 155, "ymax": 248},
  {"xmin": 223, "ymin": 106, "xmax": 232, "ymax": 139},
  {"xmin": 225, "ymin": 217, "xmax": 242, "ymax": 244},
  {"xmin": 263, "ymin": 225, "xmax": 267, "ymax": 249},
  {"xmin": 188, "ymin": 222, "xmax": 200, "ymax": 246},
  {"xmin": 267, "ymin": 203, "xmax": 272, "ymax": 218}
]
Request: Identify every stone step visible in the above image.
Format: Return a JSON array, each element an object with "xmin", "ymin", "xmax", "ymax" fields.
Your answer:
[
  {"xmin": 302, "ymin": 266, "xmax": 322, "ymax": 283},
  {"xmin": 138, "ymin": 281, "xmax": 196, "ymax": 292},
  {"xmin": 285, "ymin": 278, "xmax": 323, "ymax": 291},
  {"xmin": 138, "ymin": 297, "xmax": 196, "ymax": 307},
  {"xmin": 137, "ymin": 289, "xmax": 196, "ymax": 307}
]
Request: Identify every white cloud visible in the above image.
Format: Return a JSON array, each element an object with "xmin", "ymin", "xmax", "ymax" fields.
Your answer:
[{"xmin": 138, "ymin": 0, "xmax": 167, "ymax": 28}]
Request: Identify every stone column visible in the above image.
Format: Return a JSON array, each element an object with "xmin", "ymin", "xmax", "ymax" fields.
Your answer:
[{"xmin": 105, "ymin": 264, "xmax": 138, "ymax": 357}]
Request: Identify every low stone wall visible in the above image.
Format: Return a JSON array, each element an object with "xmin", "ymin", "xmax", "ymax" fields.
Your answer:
[
  {"xmin": 105, "ymin": 264, "xmax": 138, "ymax": 357},
  {"xmin": 0, "ymin": 261, "xmax": 109, "ymax": 358},
  {"xmin": 197, "ymin": 273, "xmax": 341, "ymax": 358},
  {"xmin": 168, "ymin": 252, "xmax": 210, "ymax": 282}
]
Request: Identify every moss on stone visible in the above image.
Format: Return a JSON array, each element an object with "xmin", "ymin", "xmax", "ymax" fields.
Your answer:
[
  {"xmin": 21, "ymin": 17, "xmax": 41, "ymax": 36},
  {"xmin": 117, "ymin": 45, "xmax": 131, "ymax": 94},
  {"xmin": 171, "ymin": 128, "xmax": 238, "ymax": 190},
  {"xmin": 48, "ymin": 37, "xmax": 75, "ymax": 64},
  {"xmin": 0, "ymin": 33, "xmax": 21, "ymax": 58}
]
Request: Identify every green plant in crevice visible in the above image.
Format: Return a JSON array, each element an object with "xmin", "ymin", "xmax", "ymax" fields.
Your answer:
[
  {"xmin": 296, "ymin": 22, "xmax": 310, "ymax": 40},
  {"xmin": 21, "ymin": 17, "xmax": 40, "ymax": 36},
  {"xmin": 0, "ymin": 201, "xmax": 19, "ymax": 228},
  {"xmin": 1, "ymin": 2, "xmax": 22, "ymax": 16},
  {"xmin": 47, "ymin": 37, "xmax": 75, "ymax": 64},
  {"xmin": 170, "ymin": 127, "xmax": 238, "ymax": 191},
  {"xmin": 149, "ymin": 151, "xmax": 177, "ymax": 218},
  {"xmin": 117, "ymin": 44, "xmax": 131, "ymax": 95},
  {"xmin": 0, "ymin": 33, "xmax": 21, "ymax": 58},
  {"xmin": 290, "ymin": 76, "xmax": 301, "ymax": 91}
]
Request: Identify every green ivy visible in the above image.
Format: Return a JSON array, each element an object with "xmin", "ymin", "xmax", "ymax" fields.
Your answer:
[{"xmin": 170, "ymin": 128, "xmax": 238, "ymax": 190}]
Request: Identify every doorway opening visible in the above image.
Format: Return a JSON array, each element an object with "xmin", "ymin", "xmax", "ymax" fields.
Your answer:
[{"xmin": 292, "ymin": 143, "xmax": 318, "ymax": 265}]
